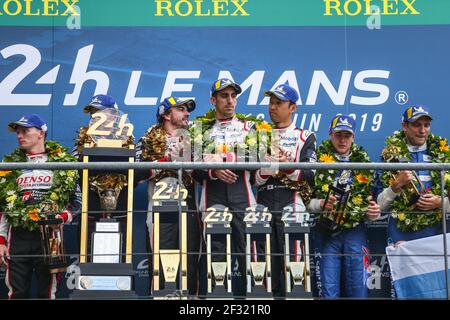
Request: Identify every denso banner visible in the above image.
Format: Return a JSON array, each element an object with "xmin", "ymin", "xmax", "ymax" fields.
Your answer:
[{"xmin": 1, "ymin": 0, "xmax": 449, "ymax": 299}]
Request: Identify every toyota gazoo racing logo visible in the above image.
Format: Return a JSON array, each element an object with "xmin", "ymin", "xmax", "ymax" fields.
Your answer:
[{"xmin": 22, "ymin": 191, "xmax": 31, "ymax": 201}]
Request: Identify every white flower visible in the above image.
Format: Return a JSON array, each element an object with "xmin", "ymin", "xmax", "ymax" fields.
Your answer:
[
  {"xmin": 6, "ymin": 190, "xmax": 15, "ymax": 196},
  {"xmin": 318, "ymin": 174, "xmax": 324, "ymax": 180},
  {"xmin": 7, "ymin": 202, "xmax": 13, "ymax": 210},
  {"xmin": 0, "ymin": 178, "xmax": 5, "ymax": 184}
]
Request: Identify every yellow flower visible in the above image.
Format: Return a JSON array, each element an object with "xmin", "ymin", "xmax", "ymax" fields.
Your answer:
[
  {"xmin": 6, "ymin": 194, "xmax": 17, "ymax": 203},
  {"xmin": 0, "ymin": 170, "xmax": 12, "ymax": 177},
  {"xmin": 398, "ymin": 213, "xmax": 406, "ymax": 221},
  {"xmin": 439, "ymin": 140, "xmax": 449, "ymax": 152},
  {"xmin": 352, "ymin": 195, "xmax": 363, "ymax": 206},
  {"xmin": 356, "ymin": 174, "xmax": 369, "ymax": 184},
  {"xmin": 445, "ymin": 173, "xmax": 450, "ymax": 184},
  {"xmin": 28, "ymin": 208, "xmax": 40, "ymax": 222},
  {"xmin": 67, "ymin": 171, "xmax": 76, "ymax": 178},
  {"xmin": 257, "ymin": 122, "xmax": 272, "ymax": 133},
  {"xmin": 319, "ymin": 154, "xmax": 336, "ymax": 163},
  {"xmin": 246, "ymin": 138, "xmax": 257, "ymax": 147},
  {"xmin": 50, "ymin": 192, "xmax": 59, "ymax": 201},
  {"xmin": 321, "ymin": 184, "xmax": 329, "ymax": 192}
]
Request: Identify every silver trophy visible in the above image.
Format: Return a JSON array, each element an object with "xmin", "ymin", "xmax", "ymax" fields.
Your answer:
[
  {"xmin": 90, "ymin": 174, "xmax": 127, "ymax": 214},
  {"xmin": 99, "ymin": 189, "xmax": 120, "ymax": 213}
]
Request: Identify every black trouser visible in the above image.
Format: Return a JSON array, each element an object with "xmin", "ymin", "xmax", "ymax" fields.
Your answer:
[
  {"xmin": 257, "ymin": 184, "xmax": 304, "ymax": 297},
  {"xmin": 6, "ymin": 228, "xmax": 59, "ymax": 299},
  {"xmin": 204, "ymin": 175, "xmax": 253, "ymax": 298},
  {"xmin": 147, "ymin": 194, "xmax": 202, "ymax": 295}
]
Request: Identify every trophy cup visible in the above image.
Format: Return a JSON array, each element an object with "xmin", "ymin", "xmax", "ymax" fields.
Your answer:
[
  {"xmin": 39, "ymin": 214, "xmax": 67, "ymax": 274},
  {"xmin": 71, "ymin": 108, "xmax": 137, "ymax": 298},
  {"xmin": 203, "ymin": 204, "xmax": 233, "ymax": 297},
  {"xmin": 151, "ymin": 177, "xmax": 189, "ymax": 299},
  {"xmin": 406, "ymin": 174, "xmax": 426, "ymax": 206},
  {"xmin": 89, "ymin": 174, "xmax": 127, "ymax": 263},
  {"xmin": 396, "ymin": 167, "xmax": 426, "ymax": 207},
  {"xmin": 281, "ymin": 204, "xmax": 313, "ymax": 298},
  {"xmin": 243, "ymin": 204, "xmax": 272, "ymax": 297},
  {"xmin": 316, "ymin": 170, "xmax": 352, "ymax": 237},
  {"xmin": 382, "ymin": 148, "xmax": 426, "ymax": 207}
]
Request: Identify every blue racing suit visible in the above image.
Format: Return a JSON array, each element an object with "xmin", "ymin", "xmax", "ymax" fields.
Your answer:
[{"xmin": 309, "ymin": 152, "xmax": 370, "ymax": 298}]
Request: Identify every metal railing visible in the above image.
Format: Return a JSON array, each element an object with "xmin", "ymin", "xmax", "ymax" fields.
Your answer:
[
  {"xmin": 1, "ymin": 161, "xmax": 449, "ymax": 300},
  {"xmin": 2, "ymin": 161, "xmax": 450, "ymax": 171}
]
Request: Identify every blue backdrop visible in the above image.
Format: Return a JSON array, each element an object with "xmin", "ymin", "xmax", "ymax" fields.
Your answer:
[{"xmin": 1, "ymin": 25, "xmax": 449, "ymax": 298}]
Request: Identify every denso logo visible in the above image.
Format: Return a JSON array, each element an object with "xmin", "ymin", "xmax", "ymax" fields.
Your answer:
[
  {"xmin": 0, "ymin": 44, "xmax": 390, "ymax": 107},
  {"xmin": 17, "ymin": 175, "xmax": 52, "ymax": 186}
]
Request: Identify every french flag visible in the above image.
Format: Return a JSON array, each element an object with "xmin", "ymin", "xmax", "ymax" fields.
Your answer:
[{"xmin": 386, "ymin": 234, "xmax": 450, "ymax": 299}]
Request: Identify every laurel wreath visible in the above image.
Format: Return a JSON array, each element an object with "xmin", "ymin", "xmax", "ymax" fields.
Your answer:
[
  {"xmin": 380, "ymin": 130, "xmax": 450, "ymax": 231},
  {"xmin": 189, "ymin": 109, "xmax": 315, "ymax": 197},
  {"xmin": 189, "ymin": 108, "xmax": 272, "ymax": 160},
  {"xmin": 0, "ymin": 141, "xmax": 79, "ymax": 231},
  {"xmin": 139, "ymin": 124, "xmax": 193, "ymax": 186},
  {"xmin": 314, "ymin": 140, "xmax": 373, "ymax": 229}
]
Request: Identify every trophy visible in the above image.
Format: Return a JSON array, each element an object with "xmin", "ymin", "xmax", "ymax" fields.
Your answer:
[
  {"xmin": 396, "ymin": 167, "xmax": 426, "ymax": 207},
  {"xmin": 151, "ymin": 177, "xmax": 189, "ymax": 298},
  {"xmin": 408, "ymin": 172, "xmax": 426, "ymax": 205},
  {"xmin": 39, "ymin": 214, "xmax": 68, "ymax": 273},
  {"xmin": 90, "ymin": 174, "xmax": 127, "ymax": 214},
  {"xmin": 89, "ymin": 174, "xmax": 127, "ymax": 263},
  {"xmin": 203, "ymin": 204, "xmax": 233, "ymax": 297},
  {"xmin": 86, "ymin": 107, "xmax": 134, "ymax": 148},
  {"xmin": 243, "ymin": 204, "xmax": 272, "ymax": 296},
  {"xmin": 382, "ymin": 146, "xmax": 426, "ymax": 207},
  {"xmin": 316, "ymin": 170, "xmax": 352, "ymax": 237},
  {"xmin": 71, "ymin": 108, "xmax": 137, "ymax": 298},
  {"xmin": 281, "ymin": 204, "xmax": 312, "ymax": 298}
]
